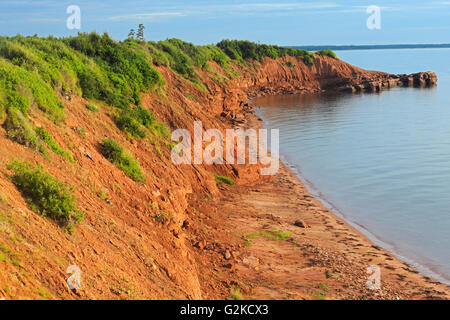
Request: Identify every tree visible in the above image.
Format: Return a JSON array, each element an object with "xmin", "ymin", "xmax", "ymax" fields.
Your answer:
[
  {"xmin": 136, "ymin": 24, "xmax": 145, "ymax": 41},
  {"xmin": 128, "ymin": 28, "xmax": 135, "ymax": 39}
]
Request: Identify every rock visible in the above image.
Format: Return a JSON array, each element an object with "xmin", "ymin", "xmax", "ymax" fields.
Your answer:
[
  {"xmin": 223, "ymin": 263, "xmax": 235, "ymax": 271},
  {"xmin": 194, "ymin": 240, "xmax": 206, "ymax": 250},
  {"xmin": 294, "ymin": 220, "xmax": 309, "ymax": 228},
  {"xmin": 224, "ymin": 250, "xmax": 232, "ymax": 260},
  {"xmin": 242, "ymin": 256, "xmax": 260, "ymax": 268}
]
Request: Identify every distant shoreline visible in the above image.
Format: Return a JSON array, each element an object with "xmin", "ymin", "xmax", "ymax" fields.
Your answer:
[{"xmin": 291, "ymin": 44, "xmax": 450, "ymax": 51}]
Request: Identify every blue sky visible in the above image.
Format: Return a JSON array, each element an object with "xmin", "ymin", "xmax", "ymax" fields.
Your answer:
[{"xmin": 0, "ymin": 0, "xmax": 449, "ymax": 45}]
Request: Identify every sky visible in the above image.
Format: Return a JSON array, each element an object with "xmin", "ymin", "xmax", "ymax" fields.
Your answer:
[{"xmin": 0, "ymin": 0, "xmax": 449, "ymax": 45}]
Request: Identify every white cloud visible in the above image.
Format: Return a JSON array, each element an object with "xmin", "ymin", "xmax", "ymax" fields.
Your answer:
[
  {"xmin": 107, "ymin": 2, "xmax": 341, "ymax": 21},
  {"xmin": 109, "ymin": 12, "xmax": 186, "ymax": 21}
]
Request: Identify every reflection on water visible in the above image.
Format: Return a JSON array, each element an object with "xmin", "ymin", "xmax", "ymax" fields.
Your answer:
[{"xmin": 254, "ymin": 68, "xmax": 450, "ymax": 284}]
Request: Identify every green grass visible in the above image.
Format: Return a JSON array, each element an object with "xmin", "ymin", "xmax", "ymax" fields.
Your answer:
[
  {"xmin": 0, "ymin": 192, "xmax": 7, "ymax": 203},
  {"xmin": 243, "ymin": 229, "xmax": 291, "ymax": 242},
  {"xmin": 311, "ymin": 282, "xmax": 330, "ymax": 300},
  {"xmin": 101, "ymin": 138, "xmax": 145, "ymax": 182},
  {"xmin": 86, "ymin": 103, "xmax": 99, "ymax": 112},
  {"xmin": 0, "ymin": 243, "xmax": 22, "ymax": 267},
  {"xmin": 214, "ymin": 174, "xmax": 235, "ymax": 186},
  {"xmin": 7, "ymin": 160, "xmax": 83, "ymax": 230},
  {"xmin": 230, "ymin": 286, "xmax": 244, "ymax": 300}
]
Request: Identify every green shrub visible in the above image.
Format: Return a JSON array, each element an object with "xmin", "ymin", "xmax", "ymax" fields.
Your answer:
[
  {"xmin": 3, "ymin": 108, "xmax": 39, "ymax": 148},
  {"xmin": 116, "ymin": 105, "xmax": 169, "ymax": 139},
  {"xmin": 101, "ymin": 138, "xmax": 145, "ymax": 182},
  {"xmin": 316, "ymin": 49, "xmax": 338, "ymax": 59},
  {"xmin": 214, "ymin": 174, "xmax": 235, "ymax": 186},
  {"xmin": 35, "ymin": 126, "xmax": 74, "ymax": 162},
  {"xmin": 7, "ymin": 160, "xmax": 84, "ymax": 229},
  {"xmin": 216, "ymin": 40, "xmax": 316, "ymax": 66},
  {"xmin": 302, "ymin": 54, "xmax": 314, "ymax": 66},
  {"xmin": 285, "ymin": 61, "xmax": 296, "ymax": 67},
  {"xmin": 116, "ymin": 111, "xmax": 146, "ymax": 138},
  {"xmin": 86, "ymin": 103, "xmax": 99, "ymax": 112}
]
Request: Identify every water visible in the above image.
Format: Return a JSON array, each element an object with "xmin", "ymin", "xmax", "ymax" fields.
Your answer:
[{"xmin": 253, "ymin": 49, "xmax": 450, "ymax": 284}]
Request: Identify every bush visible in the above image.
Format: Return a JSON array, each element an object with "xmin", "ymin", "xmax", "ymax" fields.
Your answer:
[
  {"xmin": 316, "ymin": 49, "xmax": 338, "ymax": 59},
  {"xmin": 35, "ymin": 126, "xmax": 74, "ymax": 162},
  {"xmin": 7, "ymin": 160, "xmax": 84, "ymax": 229},
  {"xmin": 116, "ymin": 105, "xmax": 169, "ymax": 139},
  {"xmin": 216, "ymin": 40, "xmax": 316, "ymax": 66},
  {"xmin": 86, "ymin": 103, "xmax": 99, "ymax": 112},
  {"xmin": 214, "ymin": 174, "xmax": 235, "ymax": 186},
  {"xmin": 65, "ymin": 32, "xmax": 165, "ymax": 106},
  {"xmin": 101, "ymin": 138, "xmax": 145, "ymax": 182},
  {"xmin": 3, "ymin": 108, "xmax": 39, "ymax": 148}
]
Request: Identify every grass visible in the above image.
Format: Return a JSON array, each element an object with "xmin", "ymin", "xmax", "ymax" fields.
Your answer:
[
  {"xmin": 101, "ymin": 138, "xmax": 145, "ymax": 182},
  {"xmin": 214, "ymin": 174, "xmax": 235, "ymax": 186},
  {"xmin": 311, "ymin": 282, "xmax": 330, "ymax": 300},
  {"xmin": 7, "ymin": 160, "xmax": 83, "ymax": 231},
  {"xmin": 243, "ymin": 229, "xmax": 291, "ymax": 242},
  {"xmin": 0, "ymin": 243, "xmax": 21, "ymax": 267},
  {"xmin": 0, "ymin": 192, "xmax": 8, "ymax": 203},
  {"xmin": 230, "ymin": 286, "xmax": 244, "ymax": 300}
]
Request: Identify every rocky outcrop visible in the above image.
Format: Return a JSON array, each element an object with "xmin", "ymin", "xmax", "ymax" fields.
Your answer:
[
  {"xmin": 209, "ymin": 56, "xmax": 437, "ymax": 120},
  {"xmin": 340, "ymin": 72, "xmax": 437, "ymax": 93}
]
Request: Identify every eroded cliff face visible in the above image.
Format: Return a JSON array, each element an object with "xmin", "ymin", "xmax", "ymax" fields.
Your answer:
[{"xmin": 0, "ymin": 55, "xmax": 433, "ymax": 300}]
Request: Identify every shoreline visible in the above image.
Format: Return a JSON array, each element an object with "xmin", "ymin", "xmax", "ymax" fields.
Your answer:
[
  {"xmin": 253, "ymin": 105, "xmax": 450, "ymax": 286},
  {"xmin": 194, "ymin": 99, "xmax": 450, "ymax": 300},
  {"xmin": 279, "ymin": 151, "xmax": 450, "ymax": 287}
]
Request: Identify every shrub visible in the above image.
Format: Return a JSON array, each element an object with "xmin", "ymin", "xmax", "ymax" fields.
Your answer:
[
  {"xmin": 101, "ymin": 138, "xmax": 145, "ymax": 182},
  {"xmin": 7, "ymin": 160, "xmax": 84, "ymax": 229},
  {"xmin": 116, "ymin": 105, "xmax": 169, "ymax": 139},
  {"xmin": 316, "ymin": 49, "xmax": 338, "ymax": 59},
  {"xmin": 35, "ymin": 126, "xmax": 74, "ymax": 162},
  {"xmin": 214, "ymin": 174, "xmax": 235, "ymax": 186},
  {"xmin": 116, "ymin": 111, "xmax": 146, "ymax": 138},
  {"xmin": 86, "ymin": 103, "xmax": 99, "ymax": 112},
  {"xmin": 285, "ymin": 61, "xmax": 296, "ymax": 67},
  {"xmin": 3, "ymin": 108, "xmax": 39, "ymax": 148},
  {"xmin": 216, "ymin": 40, "xmax": 316, "ymax": 66}
]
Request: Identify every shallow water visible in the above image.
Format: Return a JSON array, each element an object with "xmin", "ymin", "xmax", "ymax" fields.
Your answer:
[{"xmin": 254, "ymin": 48, "xmax": 450, "ymax": 284}]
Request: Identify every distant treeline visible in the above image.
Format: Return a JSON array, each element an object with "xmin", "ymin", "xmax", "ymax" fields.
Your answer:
[{"xmin": 291, "ymin": 44, "xmax": 450, "ymax": 51}]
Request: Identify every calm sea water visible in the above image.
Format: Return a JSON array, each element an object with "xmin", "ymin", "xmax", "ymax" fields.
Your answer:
[{"xmin": 254, "ymin": 49, "xmax": 450, "ymax": 284}]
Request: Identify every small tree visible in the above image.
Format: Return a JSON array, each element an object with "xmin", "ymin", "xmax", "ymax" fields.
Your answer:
[
  {"xmin": 136, "ymin": 24, "xmax": 145, "ymax": 41},
  {"xmin": 128, "ymin": 28, "xmax": 135, "ymax": 39}
]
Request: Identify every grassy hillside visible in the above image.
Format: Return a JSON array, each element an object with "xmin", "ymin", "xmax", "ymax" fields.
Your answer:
[{"xmin": 0, "ymin": 33, "xmax": 334, "ymax": 162}]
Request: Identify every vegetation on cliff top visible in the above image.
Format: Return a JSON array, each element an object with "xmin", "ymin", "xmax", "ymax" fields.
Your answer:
[
  {"xmin": 0, "ymin": 33, "xmax": 335, "ymax": 157},
  {"xmin": 217, "ymin": 40, "xmax": 317, "ymax": 65}
]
